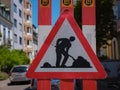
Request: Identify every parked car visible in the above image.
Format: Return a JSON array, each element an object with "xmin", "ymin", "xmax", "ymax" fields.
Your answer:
[
  {"xmin": 98, "ymin": 60, "xmax": 120, "ymax": 89},
  {"xmin": 9, "ymin": 65, "xmax": 31, "ymax": 83}
]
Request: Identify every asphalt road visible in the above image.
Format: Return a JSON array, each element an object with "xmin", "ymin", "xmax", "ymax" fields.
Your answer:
[{"xmin": 0, "ymin": 79, "xmax": 30, "ymax": 90}]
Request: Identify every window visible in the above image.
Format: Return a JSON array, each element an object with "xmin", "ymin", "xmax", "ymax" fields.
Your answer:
[
  {"xmin": 0, "ymin": 7, "xmax": 5, "ymax": 16},
  {"xmin": 27, "ymin": 27, "xmax": 31, "ymax": 33},
  {"xmin": 26, "ymin": 3, "xmax": 31, "ymax": 9},
  {"xmin": 26, "ymin": 15, "xmax": 30, "ymax": 20},
  {"xmin": 19, "ymin": 37, "xmax": 22, "ymax": 45},
  {"xmin": 19, "ymin": 0, "xmax": 22, "ymax": 4},
  {"xmin": 27, "ymin": 52, "xmax": 32, "ymax": 59},
  {"xmin": 13, "ymin": 3, "xmax": 17, "ymax": 13},
  {"xmin": 8, "ymin": 30, "xmax": 10, "ymax": 39},
  {"xmin": 14, "ymin": 19, "xmax": 17, "ymax": 27},
  {"xmin": 27, "ymin": 40, "xmax": 29, "ymax": 45},
  {"xmin": 33, "ymin": 40, "xmax": 38, "ymax": 45},
  {"xmin": 5, "ymin": 11, "xmax": 10, "ymax": 20},
  {"xmin": 19, "ymin": 23, "xmax": 22, "ymax": 31},
  {"xmin": 14, "ymin": 34, "xmax": 17, "ymax": 43},
  {"xmin": 3, "ymin": 28, "xmax": 6, "ymax": 43},
  {"xmin": 19, "ymin": 9, "xmax": 22, "ymax": 18}
]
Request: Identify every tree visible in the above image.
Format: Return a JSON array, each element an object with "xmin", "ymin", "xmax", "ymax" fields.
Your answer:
[
  {"xmin": 96, "ymin": 0, "xmax": 115, "ymax": 52},
  {"xmin": 0, "ymin": 46, "xmax": 30, "ymax": 72},
  {"xmin": 74, "ymin": 0, "xmax": 82, "ymax": 28},
  {"xmin": 74, "ymin": 0, "xmax": 115, "ymax": 54}
]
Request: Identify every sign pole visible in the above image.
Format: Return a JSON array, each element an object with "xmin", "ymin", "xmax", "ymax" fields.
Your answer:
[
  {"xmin": 83, "ymin": 80, "xmax": 97, "ymax": 90},
  {"xmin": 37, "ymin": 79, "xmax": 51, "ymax": 90},
  {"xmin": 38, "ymin": 0, "xmax": 52, "ymax": 50},
  {"xmin": 60, "ymin": 79, "xmax": 74, "ymax": 90},
  {"xmin": 82, "ymin": 0, "xmax": 96, "ymax": 54},
  {"xmin": 38, "ymin": 0, "xmax": 52, "ymax": 90}
]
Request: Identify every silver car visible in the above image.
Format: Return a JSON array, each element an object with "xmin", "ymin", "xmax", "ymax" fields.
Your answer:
[{"xmin": 9, "ymin": 65, "xmax": 30, "ymax": 83}]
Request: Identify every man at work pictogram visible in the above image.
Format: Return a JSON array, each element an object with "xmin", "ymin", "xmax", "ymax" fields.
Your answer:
[{"xmin": 56, "ymin": 36, "xmax": 75, "ymax": 67}]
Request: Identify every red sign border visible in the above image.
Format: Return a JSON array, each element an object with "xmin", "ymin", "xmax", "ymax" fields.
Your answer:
[{"xmin": 26, "ymin": 11, "xmax": 107, "ymax": 79}]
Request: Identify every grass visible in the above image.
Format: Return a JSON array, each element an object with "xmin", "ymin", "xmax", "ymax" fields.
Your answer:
[{"xmin": 0, "ymin": 72, "xmax": 9, "ymax": 81}]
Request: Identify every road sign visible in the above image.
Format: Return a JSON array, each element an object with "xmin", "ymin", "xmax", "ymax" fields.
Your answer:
[
  {"xmin": 60, "ymin": 0, "xmax": 74, "ymax": 16},
  {"xmin": 83, "ymin": 0, "xmax": 95, "ymax": 7},
  {"xmin": 26, "ymin": 11, "xmax": 107, "ymax": 79}
]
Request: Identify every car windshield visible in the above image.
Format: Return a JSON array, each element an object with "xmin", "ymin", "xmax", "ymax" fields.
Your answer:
[{"xmin": 12, "ymin": 67, "xmax": 28, "ymax": 72}]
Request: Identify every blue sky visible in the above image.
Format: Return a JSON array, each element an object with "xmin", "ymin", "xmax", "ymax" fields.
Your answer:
[{"xmin": 31, "ymin": 0, "xmax": 60, "ymax": 28}]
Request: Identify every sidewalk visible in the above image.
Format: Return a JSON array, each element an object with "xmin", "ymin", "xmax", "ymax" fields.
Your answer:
[{"xmin": 0, "ymin": 79, "xmax": 9, "ymax": 88}]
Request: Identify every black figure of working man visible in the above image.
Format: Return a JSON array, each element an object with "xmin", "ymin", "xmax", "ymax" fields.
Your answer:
[{"xmin": 56, "ymin": 36, "xmax": 75, "ymax": 67}]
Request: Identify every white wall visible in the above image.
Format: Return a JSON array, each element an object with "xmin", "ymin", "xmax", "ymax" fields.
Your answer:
[{"xmin": 11, "ymin": 0, "xmax": 23, "ymax": 50}]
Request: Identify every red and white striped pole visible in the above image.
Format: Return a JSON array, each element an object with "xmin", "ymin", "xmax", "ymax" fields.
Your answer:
[
  {"xmin": 38, "ymin": 0, "xmax": 52, "ymax": 90},
  {"xmin": 82, "ymin": 0, "xmax": 97, "ymax": 90},
  {"xmin": 38, "ymin": 0, "xmax": 52, "ymax": 50},
  {"xmin": 60, "ymin": 0, "xmax": 74, "ymax": 90},
  {"xmin": 82, "ymin": 0, "xmax": 96, "ymax": 54}
]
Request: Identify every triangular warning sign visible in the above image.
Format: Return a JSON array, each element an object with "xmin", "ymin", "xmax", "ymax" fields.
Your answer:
[{"xmin": 26, "ymin": 11, "xmax": 107, "ymax": 79}]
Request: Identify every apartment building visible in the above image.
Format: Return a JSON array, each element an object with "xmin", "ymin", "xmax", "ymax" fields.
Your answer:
[
  {"xmin": 23, "ymin": 0, "xmax": 33, "ymax": 60},
  {"xmin": 11, "ymin": 0, "xmax": 23, "ymax": 50},
  {"xmin": 0, "ymin": 0, "xmax": 12, "ymax": 46}
]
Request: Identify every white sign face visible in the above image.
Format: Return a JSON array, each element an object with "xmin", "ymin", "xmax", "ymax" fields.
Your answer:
[{"xmin": 35, "ymin": 19, "xmax": 97, "ymax": 72}]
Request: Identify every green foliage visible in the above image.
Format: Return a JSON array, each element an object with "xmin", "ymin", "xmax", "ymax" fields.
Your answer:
[
  {"xmin": 74, "ymin": 0, "xmax": 115, "ymax": 54},
  {"xmin": 0, "ymin": 46, "xmax": 30, "ymax": 72},
  {"xmin": 96, "ymin": 0, "xmax": 115, "ymax": 50},
  {"xmin": 74, "ymin": 0, "xmax": 82, "ymax": 28},
  {"xmin": 0, "ymin": 72, "xmax": 9, "ymax": 80}
]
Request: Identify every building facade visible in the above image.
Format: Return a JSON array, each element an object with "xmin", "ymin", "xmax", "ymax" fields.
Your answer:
[
  {"xmin": 23, "ymin": 0, "xmax": 33, "ymax": 61},
  {"xmin": 0, "ymin": 0, "xmax": 37, "ymax": 61},
  {"xmin": 0, "ymin": 0, "xmax": 12, "ymax": 46},
  {"xmin": 11, "ymin": 0, "xmax": 23, "ymax": 50}
]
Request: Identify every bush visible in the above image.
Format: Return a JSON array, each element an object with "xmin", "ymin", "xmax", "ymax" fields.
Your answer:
[
  {"xmin": 0, "ymin": 72, "xmax": 9, "ymax": 80},
  {"xmin": 0, "ymin": 46, "xmax": 30, "ymax": 72}
]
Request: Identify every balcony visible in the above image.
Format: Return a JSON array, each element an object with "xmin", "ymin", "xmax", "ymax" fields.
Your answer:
[
  {"xmin": 24, "ymin": 33, "xmax": 33, "ymax": 40},
  {"xmin": 27, "ymin": 32, "xmax": 32, "ymax": 36},
  {"xmin": 27, "ymin": 45, "xmax": 32, "ymax": 48},
  {"xmin": 24, "ymin": 21, "xmax": 32, "ymax": 28},
  {"xmin": 25, "ymin": 0, "xmax": 31, "ymax": 3},
  {"xmin": 0, "ymin": 8, "xmax": 12, "ymax": 26},
  {"xmin": 23, "ymin": 8, "xmax": 32, "ymax": 16},
  {"xmin": 0, "ymin": 3, "xmax": 5, "ymax": 7},
  {"xmin": 24, "ymin": 45, "xmax": 33, "ymax": 53}
]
